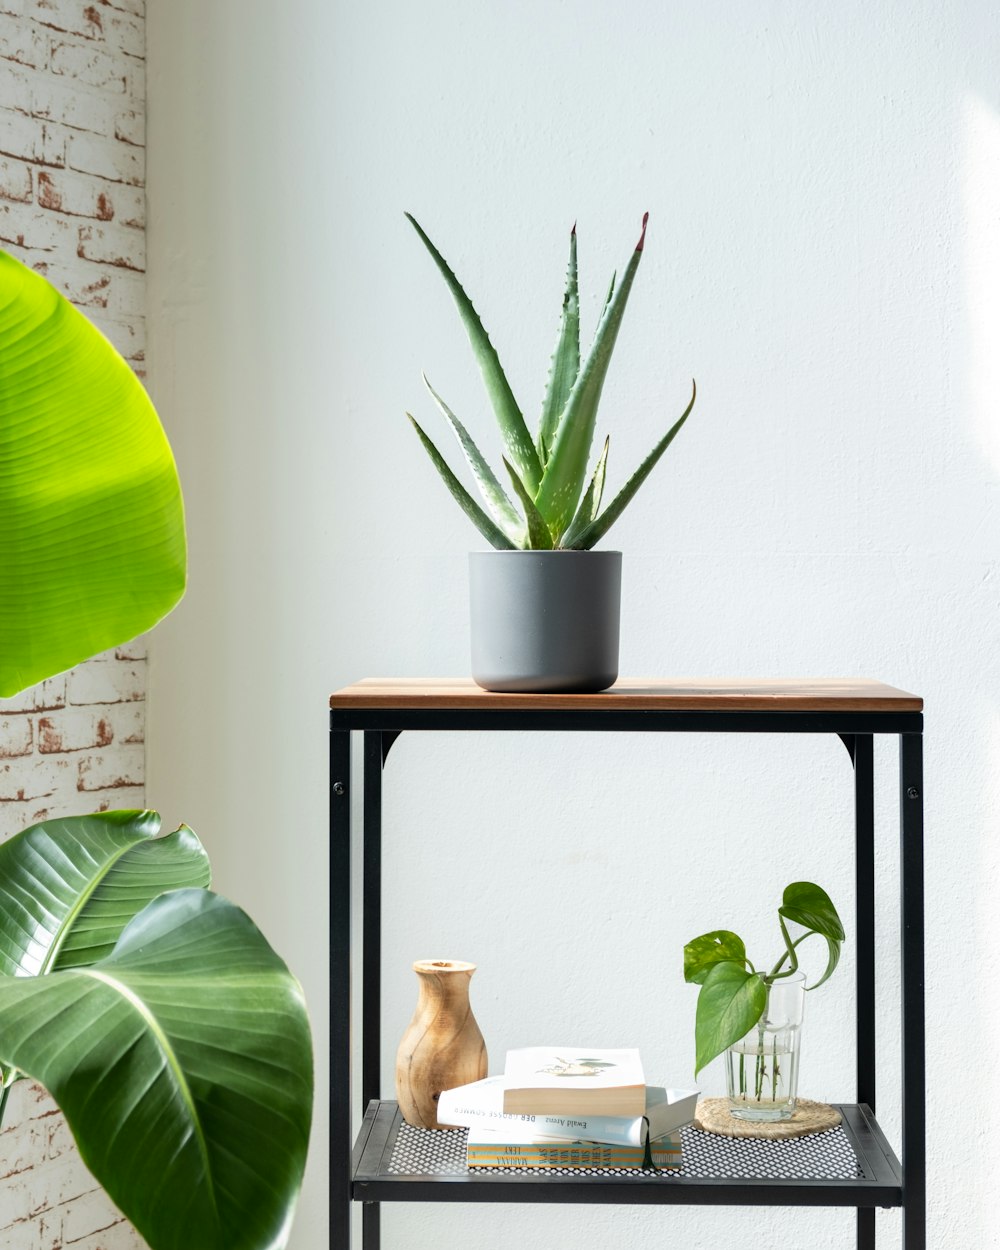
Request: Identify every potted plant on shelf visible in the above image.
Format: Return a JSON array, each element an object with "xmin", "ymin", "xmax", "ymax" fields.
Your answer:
[
  {"xmin": 0, "ymin": 253, "xmax": 313, "ymax": 1250},
  {"xmin": 406, "ymin": 212, "xmax": 696, "ymax": 693},
  {"xmin": 683, "ymin": 882, "xmax": 845, "ymax": 1122}
]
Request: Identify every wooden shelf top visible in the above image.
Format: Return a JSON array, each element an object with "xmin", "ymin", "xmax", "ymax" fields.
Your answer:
[{"xmin": 330, "ymin": 677, "xmax": 922, "ymax": 713}]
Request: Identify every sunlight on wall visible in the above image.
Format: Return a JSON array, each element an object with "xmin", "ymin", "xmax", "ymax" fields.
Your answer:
[
  {"xmin": 981, "ymin": 712, "xmax": 1000, "ymax": 1053},
  {"xmin": 962, "ymin": 93, "xmax": 1000, "ymax": 477}
]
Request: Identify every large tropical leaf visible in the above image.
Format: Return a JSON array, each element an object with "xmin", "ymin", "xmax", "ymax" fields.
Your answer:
[
  {"xmin": 0, "ymin": 809, "xmax": 211, "ymax": 978},
  {"xmin": 405, "ymin": 213, "xmax": 543, "ymax": 492},
  {"xmin": 0, "ymin": 252, "xmax": 186, "ymax": 696},
  {"xmin": 0, "ymin": 809, "xmax": 210, "ymax": 1090},
  {"xmin": 0, "ymin": 889, "xmax": 314, "ymax": 1250},
  {"xmin": 534, "ymin": 214, "xmax": 649, "ymax": 538}
]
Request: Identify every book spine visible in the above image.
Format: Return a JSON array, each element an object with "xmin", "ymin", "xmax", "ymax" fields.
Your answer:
[
  {"xmin": 466, "ymin": 1141, "xmax": 681, "ymax": 1169},
  {"xmin": 440, "ymin": 1104, "xmax": 645, "ymax": 1147}
]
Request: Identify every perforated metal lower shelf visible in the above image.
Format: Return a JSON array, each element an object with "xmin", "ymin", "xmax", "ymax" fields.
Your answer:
[{"xmin": 351, "ymin": 1100, "xmax": 902, "ymax": 1208}]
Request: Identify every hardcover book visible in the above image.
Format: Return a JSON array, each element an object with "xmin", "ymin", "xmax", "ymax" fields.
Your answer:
[
  {"xmin": 438, "ymin": 1076, "xmax": 698, "ymax": 1147},
  {"xmin": 502, "ymin": 1047, "xmax": 646, "ymax": 1118},
  {"xmin": 465, "ymin": 1125, "xmax": 682, "ymax": 1170}
]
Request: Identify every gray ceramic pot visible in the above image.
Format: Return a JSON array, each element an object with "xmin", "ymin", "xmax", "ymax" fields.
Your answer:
[{"xmin": 469, "ymin": 550, "xmax": 622, "ymax": 693}]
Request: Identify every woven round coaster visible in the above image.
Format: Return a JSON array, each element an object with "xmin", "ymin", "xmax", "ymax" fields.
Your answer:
[{"xmin": 694, "ymin": 1097, "xmax": 841, "ymax": 1140}]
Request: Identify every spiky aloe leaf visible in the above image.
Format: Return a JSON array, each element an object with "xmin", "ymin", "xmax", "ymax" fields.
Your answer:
[
  {"xmin": 537, "ymin": 225, "xmax": 580, "ymax": 466},
  {"xmin": 422, "ymin": 375, "xmax": 525, "ymax": 544},
  {"xmin": 502, "ymin": 458, "xmax": 553, "ymax": 549},
  {"xmin": 565, "ymin": 380, "xmax": 696, "ymax": 550},
  {"xmin": 601, "ymin": 271, "xmax": 616, "ymax": 316},
  {"xmin": 560, "ymin": 436, "xmax": 609, "ymax": 548},
  {"xmin": 406, "ymin": 214, "xmax": 542, "ymax": 492},
  {"xmin": 407, "ymin": 415, "xmax": 517, "ymax": 549},
  {"xmin": 535, "ymin": 214, "xmax": 649, "ymax": 539}
]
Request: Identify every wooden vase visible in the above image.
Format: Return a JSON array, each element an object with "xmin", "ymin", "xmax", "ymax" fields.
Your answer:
[{"xmin": 395, "ymin": 959, "xmax": 487, "ymax": 1129}]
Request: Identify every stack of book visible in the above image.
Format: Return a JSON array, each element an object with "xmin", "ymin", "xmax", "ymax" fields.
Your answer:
[{"xmin": 437, "ymin": 1047, "xmax": 698, "ymax": 1170}]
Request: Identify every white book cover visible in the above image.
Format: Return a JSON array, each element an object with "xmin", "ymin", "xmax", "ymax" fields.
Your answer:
[{"xmin": 438, "ymin": 1077, "xmax": 698, "ymax": 1147}]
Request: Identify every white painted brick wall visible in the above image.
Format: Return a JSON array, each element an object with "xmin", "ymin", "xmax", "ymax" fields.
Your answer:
[{"xmin": 0, "ymin": 2, "xmax": 146, "ymax": 1245}]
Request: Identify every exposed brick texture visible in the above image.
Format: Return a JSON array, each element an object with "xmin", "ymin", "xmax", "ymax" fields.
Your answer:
[
  {"xmin": 0, "ymin": 0, "xmax": 145, "ymax": 369},
  {"xmin": 0, "ymin": 3, "xmax": 146, "ymax": 1245}
]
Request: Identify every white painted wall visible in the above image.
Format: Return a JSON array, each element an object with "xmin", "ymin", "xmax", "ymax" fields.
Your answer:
[{"xmin": 146, "ymin": 2, "xmax": 1000, "ymax": 1246}]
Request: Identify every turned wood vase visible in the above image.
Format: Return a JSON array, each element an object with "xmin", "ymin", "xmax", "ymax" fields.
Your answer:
[{"xmin": 395, "ymin": 959, "xmax": 487, "ymax": 1129}]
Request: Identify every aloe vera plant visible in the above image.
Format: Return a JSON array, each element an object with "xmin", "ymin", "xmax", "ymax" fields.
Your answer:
[{"xmin": 406, "ymin": 213, "xmax": 696, "ymax": 550}]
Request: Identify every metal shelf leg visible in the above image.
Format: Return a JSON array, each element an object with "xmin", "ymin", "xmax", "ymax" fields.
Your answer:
[
  {"xmin": 853, "ymin": 734, "xmax": 876, "ymax": 1250},
  {"xmin": 331, "ymin": 730, "xmax": 352, "ymax": 1250},
  {"xmin": 853, "ymin": 735, "xmax": 876, "ymax": 1113},
  {"xmin": 363, "ymin": 732, "xmax": 384, "ymax": 1109},
  {"xmin": 362, "ymin": 732, "xmax": 385, "ymax": 1250},
  {"xmin": 900, "ymin": 734, "xmax": 925, "ymax": 1249}
]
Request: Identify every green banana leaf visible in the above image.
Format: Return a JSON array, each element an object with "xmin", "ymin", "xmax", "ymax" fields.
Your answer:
[
  {"xmin": 0, "ymin": 810, "xmax": 211, "ymax": 978},
  {"xmin": 0, "ymin": 252, "xmax": 186, "ymax": 696},
  {"xmin": 0, "ymin": 810, "xmax": 211, "ymax": 1094},
  {"xmin": 0, "ymin": 888, "xmax": 313, "ymax": 1250}
]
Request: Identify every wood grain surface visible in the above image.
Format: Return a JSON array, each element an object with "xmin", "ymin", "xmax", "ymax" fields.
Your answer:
[{"xmin": 330, "ymin": 677, "xmax": 922, "ymax": 712}]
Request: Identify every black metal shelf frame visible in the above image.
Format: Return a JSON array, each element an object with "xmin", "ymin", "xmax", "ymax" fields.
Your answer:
[{"xmin": 330, "ymin": 705, "xmax": 925, "ymax": 1250}]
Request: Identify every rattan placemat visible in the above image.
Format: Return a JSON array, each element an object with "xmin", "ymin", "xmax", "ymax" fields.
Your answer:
[{"xmin": 694, "ymin": 1097, "xmax": 842, "ymax": 1139}]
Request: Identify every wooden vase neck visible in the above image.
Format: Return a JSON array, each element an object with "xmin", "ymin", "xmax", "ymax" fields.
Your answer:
[{"xmin": 412, "ymin": 959, "xmax": 476, "ymax": 1007}]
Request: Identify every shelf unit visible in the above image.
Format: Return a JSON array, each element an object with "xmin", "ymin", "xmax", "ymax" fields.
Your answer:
[{"xmin": 330, "ymin": 678, "xmax": 925, "ymax": 1250}]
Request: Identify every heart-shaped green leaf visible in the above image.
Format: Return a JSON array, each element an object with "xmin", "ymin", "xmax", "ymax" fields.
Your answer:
[
  {"xmin": 694, "ymin": 960, "xmax": 767, "ymax": 1076},
  {"xmin": 779, "ymin": 881, "xmax": 844, "ymax": 990},
  {"xmin": 779, "ymin": 882, "xmax": 845, "ymax": 940},
  {"xmin": 0, "ymin": 252, "xmax": 186, "ymax": 696},
  {"xmin": 0, "ymin": 889, "xmax": 313, "ymax": 1250},
  {"xmin": 683, "ymin": 929, "xmax": 747, "ymax": 984}
]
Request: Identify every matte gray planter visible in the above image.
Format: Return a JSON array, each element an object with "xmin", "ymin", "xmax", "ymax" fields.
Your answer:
[{"xmin": 469, "ymin": 550, "xmax": 622, "ymax": 693}]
